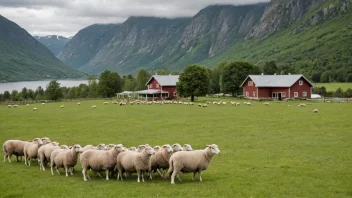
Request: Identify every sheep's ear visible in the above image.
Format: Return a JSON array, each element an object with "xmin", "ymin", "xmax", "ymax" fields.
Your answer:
[{"xmin": 206, "ymin": 145, "xmax": 211, "ymax": 148}]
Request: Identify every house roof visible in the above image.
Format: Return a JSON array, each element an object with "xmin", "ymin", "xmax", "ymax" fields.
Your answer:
[
  {"xmin": 136, "ymin": 89, "xmax": 169, "ymax": 94},
  {"xmin": 240, "ymin": 74, "xmax": 314, "ymax": 87},
  {"xmin": 145, "ymin": 75, "xmax": 179, "ymax": 86}
]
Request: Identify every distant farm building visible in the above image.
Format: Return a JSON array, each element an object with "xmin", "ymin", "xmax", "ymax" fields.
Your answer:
[
  {"xmin": 240, "ymin": 74, "xmax": 314, "ymax": 100},
  {"xmin": 136, "ymin": 75, "xmax": 179, "ymax": 100}
]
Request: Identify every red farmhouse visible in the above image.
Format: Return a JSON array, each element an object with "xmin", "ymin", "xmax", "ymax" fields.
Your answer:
[
  {"xmin": 137, "ymin": 75, "xmax": 179, "ymax": 100},
  {"xmin": 240, "ymin": 74, "xmax": 314, "ymax": 100}
]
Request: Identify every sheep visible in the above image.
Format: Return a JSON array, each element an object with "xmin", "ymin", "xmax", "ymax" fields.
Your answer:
[
  {"xmin": 222, "ymin": 102, "xmax": 226, "ymax": 105},
  {"xmin": 313, "ymin": 109, "xmax": 318, "ymax": 113},
  {"xmin": 298, "ymin": 103, "xmax": 307, "ymax": 107},
  {"xmin": 80, "ymin": 145, "xmax": 125, "ymax": 181},
  {"xmin": 60, "ymin": 145, "xmax": 69, "ymax": 149},
  {"xmin": 3, "ymin": 140, "xmax": 28, "ymax": 162},
  {"xmin": 213, "ymin": 102, "xmax": 217, "ymax": 105},
  {"xmin": 128, "ymin": 147, "xmax": 137, "ymax": 151},
  {"xmin": 107, "ymin": 144, "xmax": 116, "ymax": 150},
  {"xmin": 153, "ymin": 146, "xmax": 161, "ymax": 152},
  {"xmin": 13, "ymin": 105, "xmax": 18, "ymax": 108},
  {"xmin": 264, "ymin": 102, "xmax": 270, "ymax": 106},
  {"xmin": 50, "ymin": 144, "xmax": 83, "ymax": 176},
  {"xmin": 33, "ymin": 108, "xmax": 38, "ymax": 111},
  {"xmin": 92, "ymin": 105, "xmax": 97, "ymax": 109},
  {"xmin": 231, "ymin": 101, "xmax": 236, "ymax": 106},
  {"xmin": 236, "ymin": 102, "xmax": 240, "ymax": 106},
  {"xmin": 137, "ymin": 145, "xmax": 146, "ymax": 152},
  {"xmin": 77, "ymin": 102, "xmax": 81, "ymax": 105},
  {"xmin": 41, "ymin": 103, "xmax": 45, "ymax": 105},
  {"xmin": 149, "ymin": 144, "xmax": 173, "ymax": 179},
  {"xmin": 172, "ymin": 143, "xmax": 183, "ymax": 153},
  {"xmin": 168, "ymin": 144, "xmax": 220, "ymax": 184},
  {"xmin": 60, "ymin": 105, "xmax": 64, "ymax": 108},
  {"xmin": 82, "ymin": 144, "xmax": 107, "ymax": 152},
  {"xmin": 7, "ymin": 105, "xmax": 12, "ymax": 108},
  {"xmin": 202, "ymin": 104, "xmax": 208, "ymax": 108},
  {"xmin": 26, "ymin": 104, "xmax": 29, "ymax": 107},
  {"xmin": 38, "ymin": 142, "xmax": 60, "ymax": 171},
  {"xmin": 198, "ymin": 103, "xmax": 202, "ymax": 107},
  {"xmin": 183, "ymin": 144, "xmax": 193, "ymax": 151},
  {"xmin": 23, "ymin": 138, "xmax": 44, "ymax": 166},
  {"xmin": 103, "ymin": 102, "xmax": 108, "ymax": 105},
  {"xmin": 116, "ymin": 147, "xmax": 156, "ymax": 182}
]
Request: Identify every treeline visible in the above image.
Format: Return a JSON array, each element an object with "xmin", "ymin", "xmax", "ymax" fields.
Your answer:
[{"xmin": 312, "ymin": 86, "xmax": 352, "ymax": 98}]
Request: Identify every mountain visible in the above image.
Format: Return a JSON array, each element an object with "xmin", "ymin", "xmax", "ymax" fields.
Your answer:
[
  {"xmin": 0, "ymin": 15, "xmax": 86, "ymax": 82},
  {"xmin": 58, "ymin": 4, "xmax": 267, "ymax": 74},
  {"xmin": 57, "ymin": 24, "xmax": 120, "ymax": 69},
  {"xmin": 34, "ymin": 35, "xmax": 70, "ymax": 56}
]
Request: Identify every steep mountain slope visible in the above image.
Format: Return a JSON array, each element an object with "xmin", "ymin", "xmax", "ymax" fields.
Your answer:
[
  {"xmin": 0, "ymin": 15, "xmax": 85, "ymax": 82},
  {"xmin": 201, "ymin": 0, "xmax": 352, "ymax": 78},
  {"xmin": 59, "ymin": 4, "xmax": 267, "ymax": 74},
  {"xmin": 34, "ymin": 35, "xmax": 70, "ymax": 56},
  {"xmin": 57, "ymin": 24, "xmax": 120, "ymax": 69}
]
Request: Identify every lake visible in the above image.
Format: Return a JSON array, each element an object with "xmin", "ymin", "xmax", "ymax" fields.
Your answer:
[{"xmin": 0, "ymin": 80, "xmax": 88, "ymax": 93}]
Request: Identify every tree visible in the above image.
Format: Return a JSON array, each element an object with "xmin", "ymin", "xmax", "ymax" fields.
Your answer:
[
  {"xmin": 334, "ymin": 87, "xmax": 344, "ymax": 98},
  {"xmin": 345, "ymin": 88, "xmax": 352, "ymax": 98},
  {"xmin": 123, "ymin": 75, "xmax": 137, "ymax": 91},
  {"xmin": 45, "ymin": 80, "xmax": 62, "ymax": 100},
  {"xmin": 176, "ymin": 64, "xmax": 210, "ymax": 102},
  {"xmin": 263, "ymin": 61, "xmax": 278, "ymax": 75},
  {"xmin": 28, "ymin": 89, "xmax": 34, "ymax": 99},
  {"xmin": 3, "ymin": 91, "xmax": 10, "ymax": 100},
  {"xmin": 311, "ymin": 72, "xmax": 322, "ymax": 83},
  {"xmin": 222, "ymin": 61, "xmax": 259, "ymax": 96},
  {"xmin": 88, "ymin": 76, "xmax": 98, "ymax": 98},
  {"xmin": 320, "ymin": 71, "xmax": 330, "ymax": 83},
  {"xmin": 0, "ymin": 93, "xmax": 3, "ymax": 102},
  {"xmin": 21, "ymin": 87, "xmax": 28, "ymax": 99},
  {"xmin": 79, "ymin": 84, "xmax": 89, "ymax": 98},
  {"xmin": 98, "ymin": 70, "xmax": 123, "ymax": 97},
  {"xmin": 346, "ymin": 74, "xmax": 352, "ymax": 82},
  {"xmin": 136, "ymin": 69, "xmax": 151, "ymax": 90},
  {"xmin": 11, "ymin": 90, "xmax": 19, "ymax": 101},
  {"xmin": 211, "ymin": 61, "xmax": 227, "ymax": 94}
]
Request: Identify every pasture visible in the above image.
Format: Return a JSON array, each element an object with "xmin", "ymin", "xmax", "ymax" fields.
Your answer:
[
  {"xmin": 314, "ymin": 83, "xmax": 352, "ymax": 91},
  {"xmin": 1, "ymin": 99, "xmax": 352, "ymax": 197}
]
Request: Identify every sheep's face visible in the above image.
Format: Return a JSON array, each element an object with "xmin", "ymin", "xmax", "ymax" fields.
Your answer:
[
  {"xmin": 114, "ymin": 145, "xmax": 125, "ymax": 153},
  {"xmin": 145, "ymin": 144, "xmax": 151, "ymax": 148},
  {"xmin": 97, "ymin": 144, "xmax": 107, "ymax": 150},
  {"xmin": 73, "ymin": 145, "xmax": 83, "ymax": 153},
  {"xmin": 107, "ymin": 144, "xmax": 115, "ymax": 150},
  {"xmin": 172, "ymin": 144, "xmax": 183, "ymax": 152},
  {"xmin": 137, "ymin": 145, "xmax": 146, "ymax": 152},
  {"xmin": 41, "ymin": 137, "xmax": 51, "ymax": 144},
  {"xmin": 153, "ymin": 146, "xmax": 161, "ymax": 152},
  {"xmin": 144, "ymin": 147, "xmax": 156, "ymax": 155},
  {"xmin": 162, "ymin": 145, "xmax": 173, "ymax": 153},
  {"xmin": 183, "ymin": 144, "xmax": 193, "ymax": 151},
  {"xmin": 33, "ymin": 138, "xmax": 44, "ymax": 145},
  {"xmin": 207, "ymin": 144, "xmax": 220, "ymax": 155},
  {"xmin": 129, "ymin": 147, "xmax": 137, "ymax": 151}
]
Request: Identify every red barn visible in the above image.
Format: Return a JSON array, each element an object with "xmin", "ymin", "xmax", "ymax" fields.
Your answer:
[
  {"xmin": 240, "ymin": 74, "xmax": 314, "ymax": 100},
  {"xmin": 137, "ymin": 75, "xmax": 179, "ymax": 100}
]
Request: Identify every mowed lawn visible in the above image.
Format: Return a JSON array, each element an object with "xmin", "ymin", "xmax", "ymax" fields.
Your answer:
[
  {"xmin": 314, "ymin": 83, "xmax": 352, "ymax": 91},
  {"xmin": 0, "ymin": 99, "xmax": 352, "ymax": 197}
]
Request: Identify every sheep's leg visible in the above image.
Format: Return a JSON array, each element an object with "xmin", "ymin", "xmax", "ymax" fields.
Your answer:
[
  {"xmin": 157, "ymin": 169, "xmax": 163, "ymax": 178},
  {"xmin": 96, "ymin": 172, "xmax": 102, "ymax": 178},
  {"xmin": 56, "ymin": 167, "xmax": 60, "ymax": 175},
  {"xmin": 192, "ymin": 172, "xmax": 197, "ymax": 180},
  {"xmin": 69, "ymin": 167, "xmax": 73, "ymax": 175},
  {"xmin": 28, "ymin": 158, "xmax": 31, "ymax": 166},
  {"xmin": 24, "ymin": 154, "xmax": 27, "ymax": 165},
  {"xmin": 51, "ymin": 166, "xmax": 54, "ymax": 176},
  {"xmin": 65, "ymin": 166, "xmax": 69, "ymax": 177},
  {"xmin": 176, "ymin": 174, "xmax": 182, "ymax": 181},
  {"xmin": 141, "ymin": 171, "xmax": 145, "ymax": 182},
  {"xmin": 82, "ymin": 168, "xmax": 87, "ymax": 181},
  {"xmin": 137, "ymin": 170, "xmax": 141, "ymax": 183},
  {"xmin": 198, "ymin": 170, "xmax": 203, "ymax": 182},
  {"xmin": 42, "ymin": 162, "xmax": 46, "ymax": 171},
  {"xmin": 106, "ymin": 170, "xmax": 109, "ymax": 181},
  {"xmin": 171, "ymin": 171, "xmax": 179, "ymax": 184}
]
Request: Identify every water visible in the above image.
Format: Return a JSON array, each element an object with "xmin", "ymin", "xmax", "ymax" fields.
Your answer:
[{"xmin": 0, "ymin": 80, "xmax": 88, "ymax": 93}]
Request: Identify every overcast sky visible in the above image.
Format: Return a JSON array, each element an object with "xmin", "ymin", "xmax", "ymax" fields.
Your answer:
[{"xmin": 0, "ymin": 0, "xmax": 270, "ymax": 37}]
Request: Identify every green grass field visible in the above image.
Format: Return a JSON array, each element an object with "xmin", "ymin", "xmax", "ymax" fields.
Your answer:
[
  {"xmin": 1, "ymin": 99, "xmax": 352, "ymax": 197},
  {"xmin": 314, "ymin": 83, "xmax": 352, "ymax": 92}
]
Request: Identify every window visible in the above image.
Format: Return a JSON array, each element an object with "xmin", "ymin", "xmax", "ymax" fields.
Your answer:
[
  {"xmin": 282, "ymin": 93, "xmax": 286, "ymax": 98},
  {"xmin": 294, "ymin": 92, "xmax": 298, "ymax": 97},
  {"xmin": 149, "ymin": 84, "xmax": 153, "ymax": 89},
  {"xmin": 253, "ymin": 92, "xmax": 256, "ymax": 97},
  {"xmin": 156, "ymin": 84, "xmax": 160, "ymax": 88},
  {"xmin": 246, "ymin": 91, "xmax": 249, "ymax": 97},
  {"xmin": 272, "ymin": 93, "xmax": 276, "ymax": 98},
  {"xmin": 173, "ymin": 92, "xmax": 177, "ymax": 96},
  {"xmin": 303, "ymin": 91, "xmax": 307, "ymax": 97},
  {"xmin": 248, "ymin": 81, "xmax": 253, "ymax": 86},
  {"xmin": 299, "ymin": 80, "xmax": 303, "ymax": 85}
]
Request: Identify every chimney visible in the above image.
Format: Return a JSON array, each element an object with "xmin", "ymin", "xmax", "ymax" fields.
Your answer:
[{"xmin": 274, "ymin": 73, "xmax": 276, "ymax": 75}]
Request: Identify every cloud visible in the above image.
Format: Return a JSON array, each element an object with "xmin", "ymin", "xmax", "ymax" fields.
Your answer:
[{"xmin": 0, "ymin": 0, "xmax": 270, "ymax": 37}]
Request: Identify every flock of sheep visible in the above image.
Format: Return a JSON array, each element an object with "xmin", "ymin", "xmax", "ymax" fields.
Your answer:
[{"xmin": 3, "ymin": 138, "xmax": 220, "ymax": 184}]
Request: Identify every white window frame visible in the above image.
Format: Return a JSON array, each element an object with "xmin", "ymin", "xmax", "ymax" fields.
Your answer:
[
  {"xmin": 303, "ymin": 91, "xmax": 307, "ymax": 97},
  {"xmin": 282, "ymin": 92, "xmax": 286, "ymax": 98},
  {"xmin": 253, "ymin": 91, "xmax": 256, "ymax": 97},
  {"xmin": 156, "ymin": 84, "xmax": 160, "ymax": 88},
  {"xmin": 294, "ymin": 92, "xmax": 298, "ymax": 97},
  {"xmin": 299, "ymin": 80, "xmax": 303, "ymax": 85},
  {"xmin": 173, "ymin": 92, "xmax": 177, "ymax": 96},
  {"xmin": 248, "ymin": 81, "xmax": 253, "ymax": 86},
  {"xmin": 149, "ymin": 84, "xmax": 153, "ymax": 89}
]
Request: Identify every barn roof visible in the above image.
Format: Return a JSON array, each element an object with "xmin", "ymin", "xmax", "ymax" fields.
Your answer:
[
  {"xmin": 136, "ymin": 89, "xmax": 169, "ymax": 94},
  {"xmin": 240, "ymin": 74, "xmax": 314, "ymax": 87},
  {"xmin": 145, "ymin": 75, "xmax": 179, "ymax": 86}
]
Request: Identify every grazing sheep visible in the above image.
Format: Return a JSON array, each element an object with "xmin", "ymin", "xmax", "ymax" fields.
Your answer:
[
  {"xmin": 38, "ymin": 142, "xmax": 60, "ymax": 171},
  {"xmin": 116, "ymin": 147, "xmax": 156, "ymax": 182},
  {"xmin": 33, "ymin": 108, "xmax": 38, "ymax": 111},
  {"xmin": 198, "ymin": 104, "xmax": 202, "ymax": 107},
  {"xmin": 213, "ymin": 102, "xmax": 217, "ymax": 105},
  {"xmin": 103, "ymin": 102, "xmax": 108, "ymax": 105},
  {"xmin": 202, "ymin": 104, "xmax": 208, "ymax": 108},
  {"xmin": 3, "ymin": 140, "xmax": 28, "ymax": 162},
  {"xmin": 77, "ymin": 102, "xmax": 81, "ymax": 105},
  {"xmin": 236, "ymin": 102, "xmax": 240, "ymax": 106},
  {"xmin": 7, "ymin": 105, "xmax": 12, "ymax": 108},
  {"xmin": 313, "ymin": 109, "xmax": 318, "ymax": 113},
  {"xmin": 26, "ymin": 104, "xmax": 29, "ymax": 107},
  {"xmin": 13, "ymin": 105, "xmax": 18, "ymax": 108},
  {"xmin": 231, "ymin": 101, "xmax": 236, "ymax": 106},
  {"xmin": 81, "ymin": 145, "xmax": 125, "ymax": 181},
  {"xmin": 41, "ymin": 103, "xmax": 45, "ymax": 105},
  {"xmin": 298, "ymin": 103, "xmax": 307, "ymax": 107},
  {"xmin": 168, "ymin": 144, "xmax": 220, "ymax": 184},
  {"xmin": 23, "ymin": 138, "xmax": 44, "ymax": 166},
  {"xmin": 50, "ymin": 144, "xmax": 83, "ymax": 176},
  {"xmin": 183, "ymin": 144, "xmax": 193, "ymax": 151},
  {"xmin": 60, "ymin": 105, "xmax": 64, "ymax": 108},
  {"xmin": 92, "ymin": 105, "xmax": 97, "ymax": 109},
  {"xmin": 264, "ymin": 102, "xmax": 270, "ymax": 106}
]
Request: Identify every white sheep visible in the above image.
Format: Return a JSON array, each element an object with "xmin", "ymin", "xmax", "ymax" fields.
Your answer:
[
  {"xmin": 3, "ymin": 140, "xmax": 28, "ymax": 162},
  {"xmin": 23, "ymin": 138, "xmax": 44, "ymax": 166},
  {"xmin": 81, "ymin": 145, "xmax": 125, "ymax": 181},
  {"xmin": 33, "ymin": 108, "xmax": 38, "ymax": 111},
  {"xmin": 26, "ymin": 104, "xmax": 29, "ymax": 107},
  {"xmin": 313, "ymin": 109, "xmax": 318, "ymax": 113},
  {"xmin": 60, "ymin": 105, "xmax": 64, "ymax": 108},
  {"xmin": 77, "ymin": 102, "xmax": 81, "ymax": 105},
  {"xmin": 264, "ymin": 102, "xmax": 270, "ymax": 106},
  {"xmin": 41, "ymin": 103, "xmax": 45, "ymax": 105},
  {"xmin": 298, "ymin": 103, "xmax": 307, "ymax": 107},
  {"xmin": 183, "ymin": 144, "xmax": 193, "ymax": 151},
  {"xmin": 82, "ymin": 144, "xmax": 107, "ymax": 152},
  {"xmin": 153, "ymin": 146, "xmax": 161, "ymax": 152},
  {"xmin": 50, "ymin": 144, "xmax": 83, "ymax": 176},
  {"xmin": 168, "ymin": 144, "xmax": 220, "ymax": 184},
  {"xmin": 202, "ymin": 104, "xmax": 208, "ymax": 108},
  {"xmin": 7, "ymin": 105, "xmax": 12, "ymax": 108},
  {"xmin": 13, "ymin": 105, "xmax": 18, "ymax": 108},
  {"xmin": 92, "ymin": 105, "xmax": 97, "ymax": 109},
  {"xmin": 198, "ymin": 103, "xmax": 202, "ymax": 107},
  {"xmin": 103, "ymin": 102, "xmax": 108, "ymax": 105},
  {"xmin": 38, "ymin": 142, "xmax": 60, "ymax": 171},
  {"xmin": 128, "ymin": 147, "xmax": 137, "ymax": 151},
  {"xmin": 149, "ymin": 144, "xmax": 173, "ymax": 179},
  {"xmin": 116, "ymin": 147, "xmax": 156, "ymax": 182}
]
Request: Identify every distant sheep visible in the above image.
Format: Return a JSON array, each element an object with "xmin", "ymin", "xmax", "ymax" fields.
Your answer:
[
  {"xmin": 26, "ymin": 104, "xmax": 29, "ymax": 107},
  {"xmin": 60, "ymin": 105, "xmax": 64, "ymax": 108},
  {"xmin": 33, "ymin": 108, "xmax": 38, "ymax": 111},
  {"xmin": 7, "ymin": 105, "xmax": 12, "ymax": 108},
  {"xmin": 313, "ymin": 109, "xmax": 318, "ymax": 113},
  {"xmin": 103, "ymin": 102, "xmax": 108, "ymax": 105},
  {"xmin": 92, "ymin": 105, "xmax": 97, "ymax": 109},
  {"xmin": 202, "ymin": 104, "xmax": 208, "ymax": 108},
  {"xmin": 13, "ymin": 105, "xmax": 18, "ymax": 108},
  {"xmin": 168, "ymin": 144, "xmax": 220, "ymax": 184},
  {"xmin": 298, "ymin": 103, "xmax": 307, "ymax": 107},
  {"xmin": 41, "ymin": 103, "xmax": 45, "ymax": 105},
  {"xmin": 77, "ymin": 102, "xmax": 81, "ymax": 105},
  {"xmin": 264, "ymin": 102, "xmax": 270, "ymax": 106}
]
